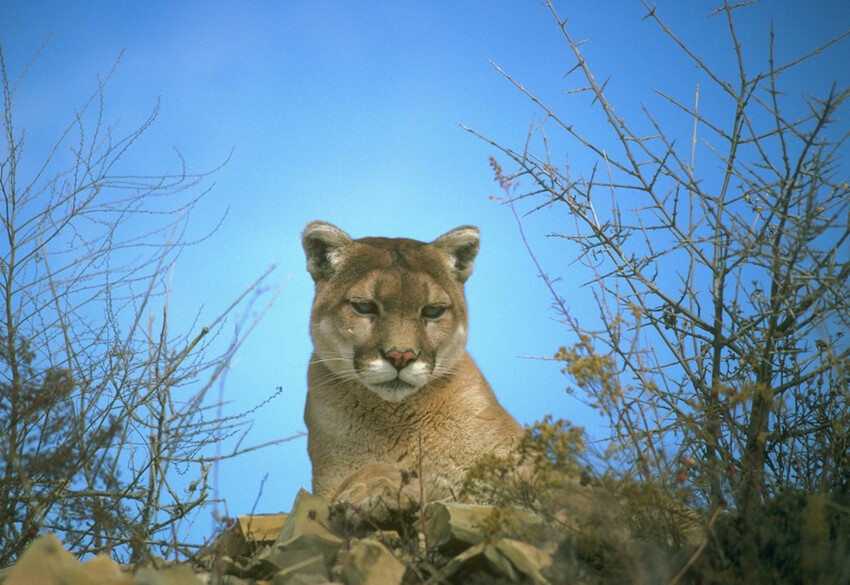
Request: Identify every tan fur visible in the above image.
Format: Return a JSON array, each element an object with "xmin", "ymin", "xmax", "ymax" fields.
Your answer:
[{"xmin": 302, "ymin": 221, "xmax": 522, "ymax": 515}]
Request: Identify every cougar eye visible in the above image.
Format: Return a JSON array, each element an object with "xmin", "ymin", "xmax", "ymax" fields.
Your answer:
[
  {"xmin": 350, "ymin": 300, "xmax": 379, "ymax": 316},
  {"xmin": 421, "ymin": 305, "xmax": 447, "ymax": 320}
]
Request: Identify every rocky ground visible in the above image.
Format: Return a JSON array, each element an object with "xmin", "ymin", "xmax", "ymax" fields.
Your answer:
[
  {"xmin": 0, "ymin": 489, "xmax": 572, "ymax": 585},
  {"xmin": 4, "ymin": 487, "xmax": 846, "ymax": 584}
]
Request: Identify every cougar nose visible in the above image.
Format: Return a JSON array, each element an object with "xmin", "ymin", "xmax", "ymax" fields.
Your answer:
[{"xmin": 384, "ymin": 349, "xmax": 418, "ymax": 370}]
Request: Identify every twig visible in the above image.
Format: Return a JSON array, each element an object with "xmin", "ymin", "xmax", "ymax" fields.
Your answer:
[
  {"xmin": 417, "ymin": 431, "xmax": 427, "ymax": 552},
  {"xmin": 667, "ymin": 505, "xmax": 723, "ymax": 585}
]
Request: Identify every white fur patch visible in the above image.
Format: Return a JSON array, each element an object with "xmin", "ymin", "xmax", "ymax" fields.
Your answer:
[
  {"xmin": 360, "ymin": 358, "xmax": 429, "ymax": 402},
  {"xmin": 433, "ymin": 326, "xmax": 467, "ymax": 377}
]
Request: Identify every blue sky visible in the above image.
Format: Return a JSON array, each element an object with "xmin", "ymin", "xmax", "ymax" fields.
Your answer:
[{"xmin": 2, "ymin": 0, "xmax": 848, "ymax": 542}]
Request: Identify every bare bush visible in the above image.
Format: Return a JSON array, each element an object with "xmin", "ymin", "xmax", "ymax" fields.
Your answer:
[
  {"xmin": 0, "ymin": 45, "xmax": 283, "ymax": 564},
  {"xmin": 468, "ymin": 0, "xmax": 849, "ymax": 523}
]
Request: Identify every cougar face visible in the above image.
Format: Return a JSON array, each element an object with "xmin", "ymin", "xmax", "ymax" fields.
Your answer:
[{"xmin": 303, "ymin": 222, "xmax": 477, "ymax": 402}]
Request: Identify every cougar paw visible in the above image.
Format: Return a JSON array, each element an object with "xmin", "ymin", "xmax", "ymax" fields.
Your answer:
[{"xmin": 332, "ymin": 464, "xmax": 420, "ymax": 525}]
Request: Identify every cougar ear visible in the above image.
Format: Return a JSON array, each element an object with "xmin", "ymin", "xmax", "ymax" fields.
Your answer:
[
  {"xmin": 302, "ymin": 221, "xmax": 353, "ymax": 281},
  {"xmin": 432, "ymin": 225, "xmax": 480, "ymax": 283}
]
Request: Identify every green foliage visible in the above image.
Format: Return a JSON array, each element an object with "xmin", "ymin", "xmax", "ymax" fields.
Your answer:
[
  {"xmin": 462, "ymin": 417, "xmax": 585, "ymax": 510},
  {"xmin": 520, "ymin": 416, "xmax": 586, "ymax": 474},
  {"xmin": 0, "ymin": 345, "xmax": 123, "ymax": 559},
  {"xmin": 555, "ymin": 338, "xmax": 622, "ymax": 413},
  {"xmin": 460, "ymin": 420, "xmax": 705, "ymax": 583},
  {"xmin": 458, "ymin": 418, "xmax": 849, "ymax": 583},
  {"xmin": 694, "ymin": 491, "xmax": 850, "ymax": 584}
]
